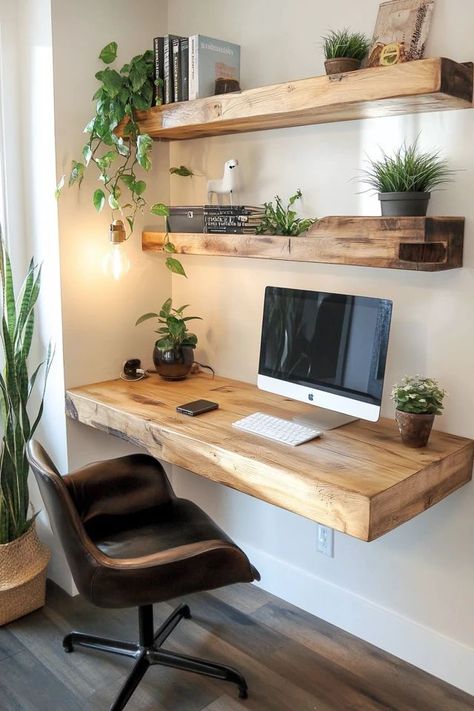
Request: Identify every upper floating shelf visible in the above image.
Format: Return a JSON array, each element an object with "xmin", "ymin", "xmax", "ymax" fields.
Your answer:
[{"xmin": 131, "ymin": 57, "xmax": 473, "ymax": 141}]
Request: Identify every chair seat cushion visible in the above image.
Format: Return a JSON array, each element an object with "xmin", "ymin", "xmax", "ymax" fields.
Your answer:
[
  {"xmin": 88, "ymin": 499, "xmax": 234, "ymax": 560},
  {"xmin": 84, "ymin": 498, "xmax": 258, "ymax": 608}
]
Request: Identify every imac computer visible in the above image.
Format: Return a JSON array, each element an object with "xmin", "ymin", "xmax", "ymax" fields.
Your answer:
[{"xmin": 258, "ymin": 286, "xmax": 393, "ymax": 429}]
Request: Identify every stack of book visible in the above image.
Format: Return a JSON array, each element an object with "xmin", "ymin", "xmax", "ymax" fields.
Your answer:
[
  {"xmin": 154, "ymin": 34, "xmax": 240, "ymax": 105},
  {"xmin": 203, "ymin": 206, "xmax": 264, "ymax": 234}
]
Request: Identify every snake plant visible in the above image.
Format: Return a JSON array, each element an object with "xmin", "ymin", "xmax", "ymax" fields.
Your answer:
[{"xmin": 0, "ymin": 232, "xmax": 52, "ymax": 544}]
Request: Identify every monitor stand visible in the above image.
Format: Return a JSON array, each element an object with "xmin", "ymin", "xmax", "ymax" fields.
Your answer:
[{"xmin": 292, "ymin": 407, "xmax": 358, "ymax": 431}]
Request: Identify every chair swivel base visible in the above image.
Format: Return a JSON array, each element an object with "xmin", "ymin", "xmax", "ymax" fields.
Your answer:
[{"xmin": 63, "ymin": 602, "xmax": 248, "ymax": 710}]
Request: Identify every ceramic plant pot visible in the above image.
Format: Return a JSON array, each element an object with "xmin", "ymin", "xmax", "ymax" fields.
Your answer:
[
  {"xmin": 324, "ymin": 58, "xmax": 361, "ymax": 75},
  {"xmin": 0, "ymin": 522, "xmax": 50, "ymax": 626},
  {"xmin": 153, "ymin": 345, "xmax": 195, "ymax": 381},
  {"xmin": 395, "ymin": 409, "xmax": 435, "ymax": 448},
  {"xmin": 379, "ymin": 192, "xmax": 430, "ymax": 216}
]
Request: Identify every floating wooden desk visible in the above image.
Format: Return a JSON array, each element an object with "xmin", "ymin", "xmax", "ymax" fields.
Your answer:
[{"xmin": 66, "ymin": 374, "xmax": 473, "ymax": 542}]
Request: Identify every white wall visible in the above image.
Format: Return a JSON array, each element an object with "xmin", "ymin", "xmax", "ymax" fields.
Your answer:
[
  {"xmin": 166, "ymin": 0, "xmax": 474, "ymax": 694},
  {"xmin": 50, "ymin": 0, "xmax": 171, "ymax": 471}
]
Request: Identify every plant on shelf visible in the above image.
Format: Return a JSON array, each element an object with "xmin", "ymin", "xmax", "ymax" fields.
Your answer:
[
  {"xmin": 256, "ymin": 190, "xmax": 316, "ymax": 236},
  {"xmin": 360, "ymin": 138, "xmax": 456, "ymax": 217},
  {"xmin": 136, "ymin": 298, "xmax": 201, "ymax": 381},
  {"xmin": 57, "ymin": 42, "xmax": 186, "ymax": 277},
  {"xmin": 391, "ymin": 375, "xmax": 446, "ymax": 448},
  {"xmin": 0, "ymin": 231, "xmax": 52, "ymax": 624},
  {"xmin": 322, "ymin": 29, "xmax": 370, "ymax": 75}
]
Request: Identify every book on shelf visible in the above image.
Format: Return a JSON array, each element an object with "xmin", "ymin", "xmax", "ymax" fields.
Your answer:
[
  {"xmin": 172, "ymin": 37, "xmax": 181, "ymax": 102},
  {"xmin": 163, "ymin": 34, "xmax": 185, "ymax": 104},
  {"xmin": 189, "ymin": 35, "xmax": 240, "ymax": 100},
  {"xmin": 203, "ymin": 205, "xmax": 263, "ymax": 233},
  {"xmin": 180, "ymin": 38, "xmax": 189, "ymax": 101},
  {"xmin": 153, "ymin": 36, "xmax": 165, "ymax": 105}
]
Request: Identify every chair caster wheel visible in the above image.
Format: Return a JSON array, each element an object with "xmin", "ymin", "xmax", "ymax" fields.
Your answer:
[
  {"xmin": 63, "ymin": 635, "xmax": 73, "ymax": 653},
  {"xmin": 182, "ymin": 604, "xmax": 191, "ymax": 619}
]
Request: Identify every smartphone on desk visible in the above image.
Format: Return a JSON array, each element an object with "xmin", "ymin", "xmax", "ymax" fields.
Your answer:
[{"xmin": 176, "ymin": 399, "xmax": 219, "ymax": 416}]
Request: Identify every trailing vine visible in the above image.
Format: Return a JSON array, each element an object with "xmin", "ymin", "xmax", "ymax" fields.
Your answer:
[{"xmin": 57, "ymin": 41, "xmax": 186, "ymax": 276}]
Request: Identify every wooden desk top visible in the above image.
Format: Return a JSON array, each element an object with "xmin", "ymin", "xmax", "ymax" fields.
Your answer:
[{"xmin": 66, "ymin": 373, "xmax": 473, "ymax": 542}]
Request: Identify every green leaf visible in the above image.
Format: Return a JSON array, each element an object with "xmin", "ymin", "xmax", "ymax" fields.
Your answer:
[
  {"xmin": 169, "ymin": 165, "xmax": 194, "ymax": 177},
  {"xmin": 136, "ymin": 133, "xmax": 152, "ymax": 171},
  {"xmin": 165, "ymin": 257, "xmax": 187, "ymax": 277},
  {"xmin": 93, "ymin": 189, "xmax": 106, "ymax": 212},
  {"xmin": 161, "ymin": 298, "xmax": 173, "ymax": 315},
  {"xmin": 68, "ymin": 160, "xmax": 84, "ymax": 187},
  {"xmin": 82, "ymin": 144, "xmax": 92, "ymax": 166},
  {"xmin": 134, "ymin": 180, "xmax": 146, "ymax": 196},
  {"xmin": 151, "ymin": 203, "xmax": 169, "ymax": 217},
  {"xmin": 163, "ymin": 242, "xmax": 176, "ymax": 253},
  {"xmin": 55, "ymin": 175, "xmax": 65, "ymax": 200},
  {"xmin": 101, "ymin": 68, "xmax": 123, "ymax": 99},
  {"xmin": 108, "ymin": 194, "xmax": 119, "ymax": 210},
  {"xmin": 135, "ymin": 312, "xmax": 158, "ymax": 326},
  {"xmin": 99, "ymin": 42, "xmax": 118, "ymax": 64}
]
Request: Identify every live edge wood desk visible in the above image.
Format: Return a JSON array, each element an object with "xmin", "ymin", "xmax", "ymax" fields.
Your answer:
[{"xmin": 65, "ymin": 374, "xmax": 473, "ymax": 542}]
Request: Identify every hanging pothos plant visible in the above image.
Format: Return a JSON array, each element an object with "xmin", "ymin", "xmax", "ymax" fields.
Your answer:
[{"xmin": 56, "ymin": 41, "xmax": 186, "ymax": 276}]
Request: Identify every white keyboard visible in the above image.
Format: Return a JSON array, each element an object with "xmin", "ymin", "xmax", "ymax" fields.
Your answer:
[{"xmin": 232, "ymin": 412, "xmax": 322, "ymax": 447}]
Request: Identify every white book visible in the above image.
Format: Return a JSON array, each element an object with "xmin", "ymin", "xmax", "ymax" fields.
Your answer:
[
  {"xmin": 188, "ymin": 34, "xmax": 240, "ymax": 101},
  {"xmin": 189, "ymin": 35, "xmax": 198, "ymax": 100}
]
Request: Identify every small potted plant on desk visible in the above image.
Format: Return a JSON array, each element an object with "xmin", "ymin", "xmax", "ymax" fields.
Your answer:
[
  {"xmin": 322, "ymin": 29, "xmax": 370, "ymax": 75},
  {"xmin": 360, "ymin": 139, "xmax": 455, "ymax": 216},
  {"xmin": 136, "ymin": 298, "xmax": 201, "ymax": 381},
  {"xmin": 392, "ymin": 375, "xmax": 446, "ymax": 448}
]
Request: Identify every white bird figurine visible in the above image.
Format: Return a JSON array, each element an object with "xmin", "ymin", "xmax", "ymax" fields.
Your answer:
[{"xmin": 207, "ymin": 159, "xmax": 239, "ymax": 205}]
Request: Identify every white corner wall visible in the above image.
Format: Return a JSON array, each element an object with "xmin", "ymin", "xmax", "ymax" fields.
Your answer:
[
  {"xmin": 50, "ymin": 0, "xmax": 172, "ymax": 468},
  {"xmin": 166, "ymin": 0, "xmax": 474, "ymax": 695}
]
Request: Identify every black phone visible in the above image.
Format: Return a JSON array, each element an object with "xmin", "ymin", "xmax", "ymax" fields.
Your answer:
[{"xmin": 176, "ymin": 399, "xmax": 219, "ymax": 416}]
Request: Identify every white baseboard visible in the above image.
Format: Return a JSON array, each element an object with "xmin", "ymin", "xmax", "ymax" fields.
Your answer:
[{"xmin": 241, "ymin": 541, "xmax": 474, "ymax": 697}]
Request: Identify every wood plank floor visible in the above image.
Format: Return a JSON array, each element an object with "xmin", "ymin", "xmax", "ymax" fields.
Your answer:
[{"xmin": 0, "ymin": 580, "xmax": 473, "ymax": 711}]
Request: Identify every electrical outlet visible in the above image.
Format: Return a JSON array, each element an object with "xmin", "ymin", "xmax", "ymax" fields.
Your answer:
[{"xmin": 317, "ymin": 525, "xmax": 334, "ymax": 557}]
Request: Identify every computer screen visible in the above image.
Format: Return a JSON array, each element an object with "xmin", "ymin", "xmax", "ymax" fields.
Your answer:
[{"xmin": 258, "ymin": 286, "xmax": 392, "ymax": 423}]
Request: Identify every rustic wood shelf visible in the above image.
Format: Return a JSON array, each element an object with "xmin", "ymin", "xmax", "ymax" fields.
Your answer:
[
  {"xmin": 66, "ymin": 374, "xmax": 474, "ymax": 541},
  {"xmin": 143, "ymin": 216, "xmax": 464, "ymax": 271},
  {"xmin": 130, "ymin": 57, "xmax": 472, "ymax": 141}
]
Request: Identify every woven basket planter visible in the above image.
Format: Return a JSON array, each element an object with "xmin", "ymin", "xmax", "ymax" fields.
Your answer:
[{"xmin": 0, "ymin": 522, "xmax": 50, "ymax": 626}]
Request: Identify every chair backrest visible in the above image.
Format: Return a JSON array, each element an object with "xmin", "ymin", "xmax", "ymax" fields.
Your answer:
[{"xmin": 26, "ymin": 440, "xmax": 99, "ymax": 596}]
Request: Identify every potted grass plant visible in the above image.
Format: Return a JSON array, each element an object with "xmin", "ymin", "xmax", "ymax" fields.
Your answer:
[
  {"xmin": 322, "ymin": 29, "xmax": 371, "ymax": 75},
  {"xmin": 392, "ymin": 375, "xmax": 446, "ymax": 448},
  {"xmin": 0, "ymin": 233, "xmax": 52, "ymax": 625},
  {"xmin": 136, "ymin": 298, "xmax": 201, "ymax": 381},
  {"xmin": 360, "ymin": 139, "xmax": 455, "ymax": 216}
]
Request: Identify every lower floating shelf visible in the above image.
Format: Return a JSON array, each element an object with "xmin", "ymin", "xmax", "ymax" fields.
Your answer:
[{"xmin": 142, "ymin": 216, "xmax": 464, "ymax": 272}]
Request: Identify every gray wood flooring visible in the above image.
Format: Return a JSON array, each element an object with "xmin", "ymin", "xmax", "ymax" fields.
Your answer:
[{"xmin": 0, "ymin": 580, "xmax": 473, "ymax": 710}]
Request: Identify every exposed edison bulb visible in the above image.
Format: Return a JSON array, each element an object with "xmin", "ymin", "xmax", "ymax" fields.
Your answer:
[
  {"xmin": 102, "ymin": 242, "xmax": 130, "ymax": 280},
  {"xmin": 102, "ymin": 219, "xmax": 130, "ymax": 280}
]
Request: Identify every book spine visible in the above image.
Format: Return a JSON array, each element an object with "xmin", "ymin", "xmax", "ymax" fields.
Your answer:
[
  {"xmin": 163, "ymin": 36, "xmax": 172, "ymax": 104},
  {"xmin": 180, "ymin": 38, "xmax": 189, "ymax": 101},
  {"xmin": 189, "ymin": 35, "xmax": 198, "ymax": 100},
  {"xmin": 172, "ymin": 37, "xmax": 181, "ymax": 102},
  {"xmin": 153, "ymin": 37, "xmax": 165, "ymax": 105},
  {"xmin": 204, "ymin": 206, "xmax": 263, "ymax": 216}
]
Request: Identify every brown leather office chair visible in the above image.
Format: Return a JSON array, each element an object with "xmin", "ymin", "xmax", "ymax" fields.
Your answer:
[{"xmin": 27, "ymin": 441, "xmax": 260, "ymax": 710}]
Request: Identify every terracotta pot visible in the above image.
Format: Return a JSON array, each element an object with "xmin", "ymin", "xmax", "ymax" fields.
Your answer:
[
  {"xmin": 0, "ymin": 521, "xmax": 50, "ymax": 625},
  {"xmin": 379, "ymin": 192, "xmax": 430, "ymax": 216},
  {"xmin": 153, "ymin": 345, "xmax": 195, "ymax": 381},
  {"xmin": 324, "ymin": 58, "xmax": 361, "ymax": 75},
  {"xmin": 395, "ymin": 409, "xmax": 435, "ymax": 448}
]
